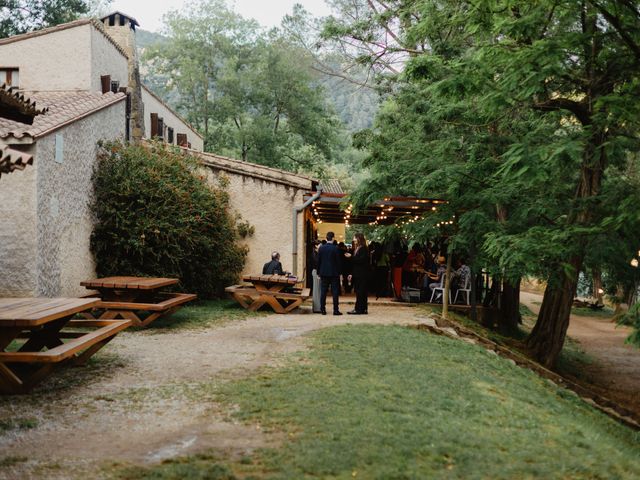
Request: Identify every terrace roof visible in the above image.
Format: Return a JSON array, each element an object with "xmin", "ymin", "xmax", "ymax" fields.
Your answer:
[{"xmin": 304, "ymin": 192, "xmax": 446, "ymax": 226}]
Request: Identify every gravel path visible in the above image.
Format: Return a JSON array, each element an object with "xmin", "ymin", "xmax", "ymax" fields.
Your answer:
[
  {"xmin": 520, "ymin": 292, "xmax": 640, "ymax": 415},
  {"xmin": 0, "ymin": 305, "xmax": 422, "ymax": 479}
]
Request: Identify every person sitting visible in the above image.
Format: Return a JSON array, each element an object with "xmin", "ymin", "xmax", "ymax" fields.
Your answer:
[
  {"xmin": 263, "ymin": 251, "xmax": 285, "ymax": 275},
  {"xmin": 424, "ymin": 256, "xmax": 446, "ymax": 301}
]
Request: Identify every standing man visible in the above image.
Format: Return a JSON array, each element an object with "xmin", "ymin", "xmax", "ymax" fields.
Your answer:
[{"xmin": 317, "ymin": 232, "xmax": 342, "ymax": 315}]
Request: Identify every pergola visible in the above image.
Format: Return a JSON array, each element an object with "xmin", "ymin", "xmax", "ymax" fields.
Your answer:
[{"xmin": 303, "ymin": 192, "xmax": 446, "ymax": 226}]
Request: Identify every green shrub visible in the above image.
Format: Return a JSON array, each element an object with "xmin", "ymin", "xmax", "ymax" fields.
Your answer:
[{"xmin": 91, "ymin": 141, "xmax": 247, "ymax": 298}]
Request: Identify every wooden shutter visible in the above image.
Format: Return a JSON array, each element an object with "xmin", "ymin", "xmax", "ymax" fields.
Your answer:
[
  {"xmin": 177, "ymin": 133, "xmax": 188, "ymax": 147},
  {"xmin": 100, "ymin": 75, "xmax": 111, "ymax": 94},
  {"xmin": 150, "ymin": 113, "xmax": 158, "ymax": 138}
]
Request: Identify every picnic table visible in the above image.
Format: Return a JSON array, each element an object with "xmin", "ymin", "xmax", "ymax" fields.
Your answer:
[
  {"xmin": 225, "ymin": 274, "xmax": 310, "ymax": 314},
  {"xmin": 80, "ymin": 276, "xmax": 197, "ymax": 327},
  {"xmin": 0, "ymin": 297, "xmax": 130, "ymax": 394}
]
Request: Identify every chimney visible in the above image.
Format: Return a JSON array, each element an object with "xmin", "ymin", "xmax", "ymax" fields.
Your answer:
[{"xmin": 101, "ymin": 11, "xmax": 145, "ymax": 142}]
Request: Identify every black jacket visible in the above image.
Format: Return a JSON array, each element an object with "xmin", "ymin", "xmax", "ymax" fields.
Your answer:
[
  {"xmin": 263, "ymin": 259, "xmax": 284, "ymax": 275},
  {"xmin": 317, "ymin": 242, "xmax": 341, "ymax": 277},
  {"xmin": 351, "ymin": 247, "xmax": 370, "ymax": 278}
]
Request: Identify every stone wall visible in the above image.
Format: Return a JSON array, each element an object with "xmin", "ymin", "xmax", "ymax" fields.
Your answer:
[
  {"xmin": 1, "ymin": 102, "xmax": 127, "ymax": 297},
  {"xmin": 90, "ymin": 26, "xmax": 129, "ymax": 92},
  {"xmin": 0, "ymin": 144, "xmax": 38, "ymax": 296},
  {"xmin": 204, "ymin": 169, "xmax": 307, "ymax": 279},
  {"xmin": 142, "ymin": 86, "xmax": 204, "ymax": 151},
  {"xmin": 0, "ymin": 24, "xmax": 93, "ymax": 91}
]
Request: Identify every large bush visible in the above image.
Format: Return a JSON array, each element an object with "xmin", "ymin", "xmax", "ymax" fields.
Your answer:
[{"xmin": 91, "ymin": 141, "xmax": 246, "ymax": 297}]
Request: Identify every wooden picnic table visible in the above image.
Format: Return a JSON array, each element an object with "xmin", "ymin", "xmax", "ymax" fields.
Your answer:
[
  {"xmin": 80, "ymin": 276, "xmax": 196, "ymax": 327},
  {"xmin": 0, "ymin": 297, "xmax": 130, "ymax": 394},
  {"xmin": 225, "ymin": 274, "xmax": 310, "ymax": 314}
]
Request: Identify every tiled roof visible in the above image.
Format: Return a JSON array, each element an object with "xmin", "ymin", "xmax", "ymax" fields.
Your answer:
[
  {"xmin": 0, "ymin": 144, "xmax": 33, "ymax": 176},
  {"xmin": 0, "ymin": 90, "xmax": 126, "ymax": 141},
  {"xmin": 319, "ymin": 179, "xmax": 344, "ymax": 194},
  {"xmin": 0, "ymin": 83, "xmax": 48, "ymax": 120},
  {"xmin": 193, "ymin": 148, "xmax": 316, "ymax": 190},
  {"xmin": 0, "ymin": 18, "xmax": 128, "ymax": 59},
  {"xmin": 100, "ymin": 11, "xmax": 140, "ymax": 27}
]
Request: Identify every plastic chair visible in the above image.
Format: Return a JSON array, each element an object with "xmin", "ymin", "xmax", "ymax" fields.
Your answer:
[
  {"xmin": 454, "ymin": 275, "xmax": 471, "ymax": 305},
  {"xmin": 429, "ymin": 275, "xmax": 449, "ymax": 303}
]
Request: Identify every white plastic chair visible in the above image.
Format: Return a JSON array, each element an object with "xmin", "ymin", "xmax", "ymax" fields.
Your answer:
[
  {"xmin": 454, "ymin": 275, "xmax": 471, "ymax": 305},
  {"xmin": 429, "ymin": 274, "xmax": 449, "ymax": 303}
]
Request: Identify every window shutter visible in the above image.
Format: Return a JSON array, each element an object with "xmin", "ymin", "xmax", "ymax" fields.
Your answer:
[
  {"xmin": 100, "ymin": 75, "xmax": 111, "ymax": 94},
  {"xmin": 177, "ymin": 134, "xmax": 188, "ymax": 147},
  {"xmin": 150, "ymin": 113, "xmax": 158, "ymax": 137}
]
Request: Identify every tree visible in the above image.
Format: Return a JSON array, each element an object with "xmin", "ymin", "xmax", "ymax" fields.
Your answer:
[
  {"xmin": 91, "ymin": 141, "xmax": 247, "ymax": 297},
  {"xmin": 0, "ymin": 0, "xmax": 92, "ymax": 38},
  {"xmin": 326, "ymin": 0, "xmax": 640, "ymax": 366},
  {"xmin": 141, "ymin": 0, "xmax": 343, "ymax": 174}
]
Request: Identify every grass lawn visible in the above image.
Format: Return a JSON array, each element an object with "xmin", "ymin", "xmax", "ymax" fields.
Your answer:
[
  {"xmin": 146, "ymin": 299, "xmax": 261, "ymax": 332},
  {"xmin": 122, "ymin": 324, "xmax": 640, "ymax": 479},
  {"xmin": 571, "ymin": 306, "xmax": 615, "ymax": 319}
]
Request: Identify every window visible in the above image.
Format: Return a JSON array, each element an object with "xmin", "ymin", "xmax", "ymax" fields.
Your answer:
[
  {"xmin": 0, "ymin": 68, "xmax": 19, "ymax": 88},
  {"xmin": 167, "ymin": 127, "xmax": 174, "ymax": 144}
]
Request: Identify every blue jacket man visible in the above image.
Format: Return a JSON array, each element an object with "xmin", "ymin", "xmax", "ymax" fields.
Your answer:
[{"xmin": 317, "ymin": 232, "xmax": 342, "ymax": 315}]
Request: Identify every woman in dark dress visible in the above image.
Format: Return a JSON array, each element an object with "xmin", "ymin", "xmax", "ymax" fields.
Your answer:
[{"xmin": 348, "ymin": 232, "xmax": 370, "ymax": 315}]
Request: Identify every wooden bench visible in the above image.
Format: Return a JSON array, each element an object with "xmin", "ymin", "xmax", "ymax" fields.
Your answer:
[
  {"xmin": 81, "ymin": 292, "xmax": 197, "ymax": 328},
  {"xmin": 226, "ymin": 285, "xmax": 310, "ymax": 314},
  {"xmin": 0, "ymin": 298, "xmax": 131, "ymax": 394}
]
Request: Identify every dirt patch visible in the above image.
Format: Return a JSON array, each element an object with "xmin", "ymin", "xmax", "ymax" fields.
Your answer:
[
  {"xmin": 0, "ymin": 306, "xmax": 420, "ymax": 479},
  {"xmin": 520, "ymin": 292, "xmax": 640, "ymax": 416}
]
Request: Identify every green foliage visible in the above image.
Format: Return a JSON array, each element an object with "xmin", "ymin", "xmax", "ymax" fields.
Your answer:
[
  {"xmin": 141, "ymin": 0, "xmax": 343, "ymax": 176},
  {"xmin": 90, "ymin": 141, "xmax": 246, "ymax": 298},
  {"xmin": 620, "ymin": 303, "xmax": 640, "ymax": 346},
  {"xmin": 325, "ymin": 0, "xmax": 640, "ymax": 354},
  {"xmin": 0, "ymin": 0, "xmax": 91, "ymax": 38},
  {"xmin": 214, "ymin": 325, "xmax": 640, "ymax": 478}
]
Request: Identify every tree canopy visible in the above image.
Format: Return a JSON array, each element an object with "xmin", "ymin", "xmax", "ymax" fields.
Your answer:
[
  {"xmin": 0, "ymin": 0, "xmax": 103, "ymax": 38},
  {"xmin": 323, "ymin": 0, "xmax": 640, "ymax": 365}
]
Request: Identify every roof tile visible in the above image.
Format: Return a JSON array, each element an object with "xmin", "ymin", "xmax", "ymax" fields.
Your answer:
[
  {"xmin": 0, "ymin": 144, "xmax": 33, "ymax": 176},
  {"xmin": 0, "ymin": 90, "xmax": 126, "ymax": 140}
]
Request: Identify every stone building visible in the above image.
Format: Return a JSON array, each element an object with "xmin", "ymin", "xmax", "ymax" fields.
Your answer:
[
  {"xmin": 198, "ymin": 151, "xmax": 317, "ymax": 278},
  {"xmin": 0, "ymin": 13, "xmax": 203, "ymax": 297},
  {"xmin": 0, "ymin": 12, "xmax": 321, "ymax": 296}
]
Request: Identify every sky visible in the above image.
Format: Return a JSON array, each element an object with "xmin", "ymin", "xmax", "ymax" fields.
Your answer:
[{"xmin": 109, "ymin": 0, "xmax": 332, "ymax": 32}]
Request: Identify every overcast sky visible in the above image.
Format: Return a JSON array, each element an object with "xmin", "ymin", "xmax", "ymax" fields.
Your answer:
[{"xmin": 109, "ymin": 0, "xmax": 332, "ymax": 32}]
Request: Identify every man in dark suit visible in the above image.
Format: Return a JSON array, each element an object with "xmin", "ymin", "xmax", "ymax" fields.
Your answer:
[
  {"xmin": 263, "ymin": 252, "xmax": 285, "ymax": 275},
  {"xmin": 317, "ymin": 232, "xmax": 342, "ymax": 315}
]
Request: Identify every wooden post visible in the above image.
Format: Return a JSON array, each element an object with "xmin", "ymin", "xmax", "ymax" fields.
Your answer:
[{"xmin": 442, "ymin": 249, "xmax": 453, "ymax": 319}]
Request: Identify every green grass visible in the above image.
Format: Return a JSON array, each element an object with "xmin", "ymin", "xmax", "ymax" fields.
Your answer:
[
  {"xmin": 122, "ymin": 324, "xmax": 640, "ymax": 479},
  {"xmin": 0, "ymin": 417, "xmax": 38, "ymax": 432},
  {"xmin": 571, "ymin": 306, "xmax": 615, "ymax": 319},
  {"xmin": 147, "ymin": 299, "xmax": 261, "ymax": 332}
]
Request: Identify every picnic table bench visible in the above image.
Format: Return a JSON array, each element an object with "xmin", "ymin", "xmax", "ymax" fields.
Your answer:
[
  {"xmin": 80, "ymin": 276, "xmax": 196, "ymax": 327},
  {"xmin": 226, "ymin": 274, "xmax": 310, "ymax": 314},
  {"xmin": 0, "ymin": 298, "xmax": 130, "ymax": 394}
]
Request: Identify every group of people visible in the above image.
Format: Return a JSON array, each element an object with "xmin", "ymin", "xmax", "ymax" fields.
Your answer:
[
  {"xmin": 311, "ymin": 231, "xmax": 370, "ymax": 315},
  {"xmin": 263, "ymin": 236, "xmax": 471, "ymax": 314}
]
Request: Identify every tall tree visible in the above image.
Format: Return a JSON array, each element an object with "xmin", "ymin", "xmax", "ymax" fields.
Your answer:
[
  {"xmin": 143, "ymin": 0, "xmax": 340, "ymax": 173},
  {"xmin": 326, "ymin": 0, "xmax": 640, "ymax": 366}
]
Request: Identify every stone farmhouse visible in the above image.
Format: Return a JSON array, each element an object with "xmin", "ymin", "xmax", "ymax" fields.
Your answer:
[{"xmin": 0, "ymin": 11, "xmax": 318, "ymax": 297}]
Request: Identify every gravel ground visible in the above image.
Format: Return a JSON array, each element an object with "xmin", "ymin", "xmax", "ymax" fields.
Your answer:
[{"xmin": 0, "ymin": 305, "xmax": 422, "ymax": 479}]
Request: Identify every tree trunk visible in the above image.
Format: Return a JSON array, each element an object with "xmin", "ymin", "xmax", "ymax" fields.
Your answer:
[
  {"xmin": 527, "ymin": 258, "xmax": 580, "ymax": 368},
  {"xmin": 500, "ymin": 278, "xmax": 521, "ymax": 332},
  {"xmin": 592, "ymin": 268, "xmax": 603, "ymax": 304}
]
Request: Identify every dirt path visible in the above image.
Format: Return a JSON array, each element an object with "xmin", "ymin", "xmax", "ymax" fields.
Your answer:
[
  {"xmin": 520, "ymin": 292, "xmax": 640, "ymax": 415},
  {"xmin": 0, "ymin": 306, "xmax": 422, "ymax": 479}
]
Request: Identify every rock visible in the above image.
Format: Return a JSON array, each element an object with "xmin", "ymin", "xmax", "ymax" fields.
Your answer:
[
  {"xmin": 440, "ymin": 327, "xmax": 459, "ymax": 337},
  {"xmin": 416, "ymin": 317, "xmax": 438, "ymax": 328},
  {"xmin": 486, "ymin": 349, "xmax": 498, "ymax": 355}
]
